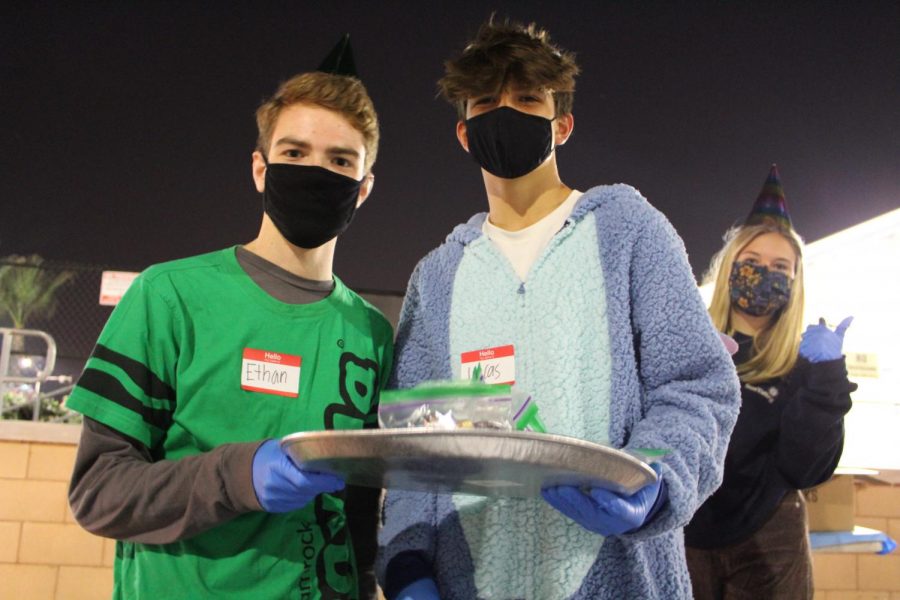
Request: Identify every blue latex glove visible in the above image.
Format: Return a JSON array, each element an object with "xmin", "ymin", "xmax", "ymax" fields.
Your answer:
[
  {"xmin": 395, "ymin": 578, "xmax": 440, "ymax": 600},
  {"xmin": 541, "ymin": 463, "xmax": 666, "ymax": 536},
  {"xmin": 251, "ymin": 439, "xmax": 345, "ymax": 513},
  {"xmin": 799, "ymin": 316, "xmax": 853, "ymax": 363}
]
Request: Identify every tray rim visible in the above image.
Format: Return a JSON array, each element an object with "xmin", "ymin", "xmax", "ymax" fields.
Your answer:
[
  {"xmin": 284, "ymin": 427, "xmax": 635, "ymax": 450},
  {"xmin": 281, "ymin": 428, "xmax": 656, "ymax": 477}
]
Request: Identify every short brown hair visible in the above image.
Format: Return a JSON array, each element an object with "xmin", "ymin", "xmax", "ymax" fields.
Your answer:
[
  {"xmin": 439, "ymin": 17, "xmax": 580, "ymax": 120},
  {"xmin": 255, "ymin": 72, "xmax": 379, "ymax": 172}
]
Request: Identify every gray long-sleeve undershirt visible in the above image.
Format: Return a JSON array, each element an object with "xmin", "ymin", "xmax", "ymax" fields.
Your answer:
[
  {"xmin": 69, "ymin": 419, "xmax": 381, "ymax": 596},
  {"xmin": 69, "ymin": 417, "xmax": 262, "ymax": 543}
]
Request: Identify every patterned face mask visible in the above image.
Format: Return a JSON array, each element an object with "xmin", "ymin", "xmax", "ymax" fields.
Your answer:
[{"xmin": 729, "ymin": 260, "xmax": 792, "ymax": 317}]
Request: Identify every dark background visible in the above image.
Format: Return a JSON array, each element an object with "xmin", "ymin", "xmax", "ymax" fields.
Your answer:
[{"xmin": 2, "ymin": 1, "xmax": 898, "ymax": 293}]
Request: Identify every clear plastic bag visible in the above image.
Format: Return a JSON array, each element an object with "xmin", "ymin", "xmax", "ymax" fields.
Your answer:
[{"xmin": 378, "ymin": 381, "xmax": 514, "ymax": 430}]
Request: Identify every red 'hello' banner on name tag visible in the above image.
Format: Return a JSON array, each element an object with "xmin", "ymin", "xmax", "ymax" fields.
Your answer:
[
  {"xmin": 241, "ymin": 348, "xmax": 302, "ymax": 397},
  {"xmin": 460, "ymin": 344, "xmax": 515, "ymax": 385}
]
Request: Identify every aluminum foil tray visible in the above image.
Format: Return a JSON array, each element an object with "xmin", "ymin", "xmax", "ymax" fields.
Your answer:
[{"xmin": 281, "ymin": 429, "xmax": 656, "ymax": 498}]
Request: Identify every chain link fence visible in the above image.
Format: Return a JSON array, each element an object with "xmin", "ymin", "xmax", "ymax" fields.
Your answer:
[
  {"xmin": 0, "ymin": 257, "xmax": 118, "ymax": 421},
  {"xmin": 1, "ymin": 257, "xmax": 403, "ymax": 422},
  {"xmin": 0, "ymin": 259, "xmax": 115, "ymax": 360}
]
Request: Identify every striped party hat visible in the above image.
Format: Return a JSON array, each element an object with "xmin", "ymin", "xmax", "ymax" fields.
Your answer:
[{"xmin": 745, "ymin": 164, "xmax": 792, "ymax": 230}]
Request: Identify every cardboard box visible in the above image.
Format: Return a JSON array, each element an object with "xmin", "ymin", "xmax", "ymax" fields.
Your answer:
[{"xmin": 804, "ymin": 475, "xmax": 856, "ymax": 532}]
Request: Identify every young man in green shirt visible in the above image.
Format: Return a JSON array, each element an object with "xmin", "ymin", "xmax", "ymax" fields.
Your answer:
[{"xmin": 67, "ymin": 39, "xmax": 393, "ymax": 599}]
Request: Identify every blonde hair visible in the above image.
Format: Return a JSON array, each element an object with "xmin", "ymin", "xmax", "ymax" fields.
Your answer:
[
  {"xmin": 255, "ymin": 71, "xmax": 379, "ymax": 172},
  {"xmin": 705, "ymin": 224, "xmax": 805, "ymax": 383}
]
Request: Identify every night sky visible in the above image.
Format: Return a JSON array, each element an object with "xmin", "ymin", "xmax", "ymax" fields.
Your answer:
[{"xmin": 2, "ymin": 1, "xmax": 898, "ymax": 293}]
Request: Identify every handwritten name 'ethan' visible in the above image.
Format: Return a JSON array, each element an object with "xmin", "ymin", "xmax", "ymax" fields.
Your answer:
[{"xmin": 244, "ymin": 361, "xmax": 289, "ymax": 385}]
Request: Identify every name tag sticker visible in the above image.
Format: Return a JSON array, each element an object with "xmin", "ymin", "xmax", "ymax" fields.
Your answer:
[
  {"xmin": 460, "ymin": 344, "xmax": 515, "ymax": 385},
  {"xmin": 241, "ymin": 348, "xmax": 302, "ymax": 398}
]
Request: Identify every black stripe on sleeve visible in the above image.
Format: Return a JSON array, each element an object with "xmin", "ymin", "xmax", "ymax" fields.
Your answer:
[
  {"xmin": 92, "ymin": 344, "xmax": 176, "ymax": 404},
  {"xmin": 77, "ymin": 367, "xmax": 174, "ymax": 432}
]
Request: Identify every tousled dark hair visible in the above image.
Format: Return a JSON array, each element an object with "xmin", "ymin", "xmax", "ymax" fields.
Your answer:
[{"xmin": 439, "ymin": 16, "xmax": 580, "ymax": 119}]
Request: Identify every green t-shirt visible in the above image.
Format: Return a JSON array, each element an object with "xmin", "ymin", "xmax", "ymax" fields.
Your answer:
[{"xmin": 66, "ymin": 247, "xmax": 394, "ymax": 599}]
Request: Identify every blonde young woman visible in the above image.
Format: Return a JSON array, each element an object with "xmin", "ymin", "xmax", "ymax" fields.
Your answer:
[{"xmin": 684, "ymin": 165, "xmax": 856, "ymax": 600}]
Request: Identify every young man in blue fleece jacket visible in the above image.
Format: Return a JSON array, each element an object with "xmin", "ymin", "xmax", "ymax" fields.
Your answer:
[{"xmin": 376, "ymin": 17, "xmax": 742, "ymax": 600}]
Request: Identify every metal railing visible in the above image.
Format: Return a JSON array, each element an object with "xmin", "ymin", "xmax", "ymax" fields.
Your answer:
[{"xmin": 0, "ymin": 327, "xmax": 77, "ymax": 422}]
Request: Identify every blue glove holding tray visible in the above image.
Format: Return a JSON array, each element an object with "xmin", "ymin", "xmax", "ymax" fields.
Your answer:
[
  {"xmin": 542, "ymin": 462, "xmax": 667, "ymax": 536},
  {"xmin": 252, "ymin": 438, "xmax": 345, "ymax": 513}
]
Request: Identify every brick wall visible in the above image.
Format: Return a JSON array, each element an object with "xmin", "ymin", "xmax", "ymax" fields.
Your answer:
[
  {"xmin": 0, "ymin": 424, "xmax": 113, "ymax": 600},
  {"xmin": 2, "ymin": 422, "xmax": 897, "ymax": 599},
  {"xmin": 0, "ymin": 422, "xmax": 381, "ymax": 600}
]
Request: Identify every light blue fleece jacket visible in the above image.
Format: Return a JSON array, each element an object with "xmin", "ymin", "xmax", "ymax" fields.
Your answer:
[{"xmin": 377, "ymin": 184, "xmax": 741, "ymax": 600}]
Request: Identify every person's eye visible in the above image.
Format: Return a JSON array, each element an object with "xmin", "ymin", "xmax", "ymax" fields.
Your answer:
[
  {"xmin": 333, "ymin": 157, "xmax": 353, "ymax": 168},
  {"xmin": 284, "ymin": 149, "xmax": 303, "ymax": 159},
  {"xmin": 741, "ymin": 257, "xmax": 758, "ymax": 264},
  {"xmin": 473, "ymin": 96, "xmax": 494, "ymax": 106},
  {"xmin": 520, "ymin": 95, "xmax": 539, "ymax": 103}
]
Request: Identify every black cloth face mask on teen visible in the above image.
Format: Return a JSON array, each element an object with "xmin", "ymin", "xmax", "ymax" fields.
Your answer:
[
  {"xmin": 261, "ymin": 158, "xmax": 363, "ymax": 249},
  {"xmin": 464, "ymin": 106, "xmax": 555, "ymax": 179}
]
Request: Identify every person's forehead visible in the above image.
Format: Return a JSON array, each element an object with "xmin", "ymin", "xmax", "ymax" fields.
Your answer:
[
  {"xmin": 271, "ymin": 103, "xmax": 364, "ymax": 145},
  {"xmin": 469, "ymin": 81, "xmax": 549, "ymax": 96},
  {"xmin": 505, "ymin": 81, "xmax": 549, "ymax": 92},
  {"xmin": 741, "ymin": 233, "xmax": 795, "ymax": 259}
]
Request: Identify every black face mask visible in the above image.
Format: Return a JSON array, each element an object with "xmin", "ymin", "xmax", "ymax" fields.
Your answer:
[
  {"xmin": 464, "ymin": 106, "xmax": 554, "ymax": 179},
  {"xmin": 262, "ymin": 161, "xmax": 363, "ymax": 249}
]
